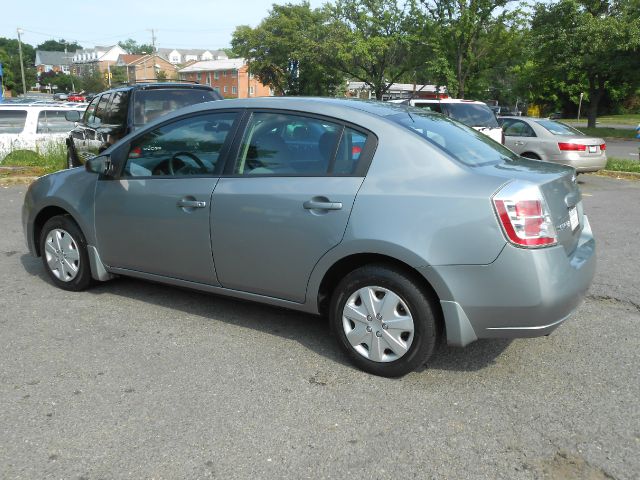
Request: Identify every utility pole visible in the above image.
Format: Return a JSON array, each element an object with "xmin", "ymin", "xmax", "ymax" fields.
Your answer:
[
  {"xmin": 148, "ymin": 29, "xmax": 156, "ymax": 53},
  {"xmin": 16, "ymin": 28, "xmax": 27, "ymax": 96}
]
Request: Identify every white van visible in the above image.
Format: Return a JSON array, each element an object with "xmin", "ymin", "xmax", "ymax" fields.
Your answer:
[
  {"xmin": 390, "ymin": 98, "xmax": 504, "ymax": 144},
  {"xmin": 0, "ymin": 103, "xmax": 86, "ymax": 162}
]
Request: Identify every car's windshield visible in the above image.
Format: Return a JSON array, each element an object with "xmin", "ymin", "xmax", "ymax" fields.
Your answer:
[
  {"xmin": 444, "ymin": 103, "xmax": 500, "ymax": 128},
  {"xmin": 535, "ymin": 119, "xmax": 584, "ymax": 136},
  {"xmin": 389, "ymin": 109, "xmax": 518, "ymax": 166},
  {"xmin": 133, "ymin": 89, "xmax": 218, "ymax": 126}
]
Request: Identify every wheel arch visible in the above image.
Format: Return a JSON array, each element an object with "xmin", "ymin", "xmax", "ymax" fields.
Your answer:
[
  {"xmin": 316, "ymin": 253, "xmax": 445, "ymax": 339},
  {"xmin": 520, "ymin": 151, "xmax": 541, "ymax": 160},
  {"xmin": 32, "ymin": 206, "xmax": 75, "ymax": 256}
]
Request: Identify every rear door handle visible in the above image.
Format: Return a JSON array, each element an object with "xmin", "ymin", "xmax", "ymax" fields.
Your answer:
[
  {"xmin": 303, "ymin": 200, "xmax": 343, "ymax": 211},
  {"xmin": 177, "ymin": 199, "xmax": 207, "ymax": 208}
]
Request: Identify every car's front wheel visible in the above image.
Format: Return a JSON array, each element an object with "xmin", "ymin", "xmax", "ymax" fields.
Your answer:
[
  {"xmin": 40, "ymin": 215, "xmax": 92, "ymax": 291},
  {"xmin": 330, "ymin": 265, "xmax": 438, "ymax": 377}
]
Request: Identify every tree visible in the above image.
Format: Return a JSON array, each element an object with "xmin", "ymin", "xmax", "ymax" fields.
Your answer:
[
  {"xmin": 36, "ymin": 39, "xmax": 81, "ymax": 52},
  {"xmin": 0, "ymin": 37, "xmax": 37, "ymax": 94},
  {"xmin": 418, "ymin": 0, "xmax": 516, "ymax": 98},
  {"xmin": 528, "ymin": 0, "xmax": 640, "ymax": 126},
  {"xmin": 118, "ymin": 39, "xmax": 155, "ymax": 55},
  {"xmin": 324, "ymin": 0, "xmax": 431, "ymax": 100},
  {"xmin": 79, "ymin": 70, "xmax": 106, "ymax": 93},
  {"xmin": 232, "ymin": 2, "xmax": 343, "ymax": 96}
]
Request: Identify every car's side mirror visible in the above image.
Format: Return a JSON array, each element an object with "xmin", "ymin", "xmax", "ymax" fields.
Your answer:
[
  {"xmin": 65, "ymin": 110, "xmax": 81, "ymax": 122},
  {"xmin": 85, "ymin": 155, "xmax": 111, "ymax": 175}
]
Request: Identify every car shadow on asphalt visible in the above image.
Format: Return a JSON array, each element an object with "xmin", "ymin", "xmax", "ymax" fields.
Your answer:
[{"xmin": 21, "ymin": 254, "xmax": 512, "ymax": 373}]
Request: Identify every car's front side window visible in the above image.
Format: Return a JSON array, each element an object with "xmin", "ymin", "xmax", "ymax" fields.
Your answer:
[
  {"xmin": 36, "ymin": 110, "xmax": 76, "ymax": 133},
  {"xmin": 82, "ymin": 96, "xmax": 101, "ymax": 125},
  {"xmin": 234, "ymin": 112, "xmax": 368, "ymax": 176},
  {"xmin": 123, "ymin": 112, "xmax": 237, "ymax": 177}
]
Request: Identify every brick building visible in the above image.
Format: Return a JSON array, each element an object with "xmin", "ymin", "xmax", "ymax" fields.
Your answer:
[{"xmin": 179, "ymin": 59, "xmax": 272, "ymax": 98}]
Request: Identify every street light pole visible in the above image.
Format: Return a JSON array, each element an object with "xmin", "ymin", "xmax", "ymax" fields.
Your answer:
[{"xmin": 16, "ymin": 28, "xmax": 27, "ymax": 96}]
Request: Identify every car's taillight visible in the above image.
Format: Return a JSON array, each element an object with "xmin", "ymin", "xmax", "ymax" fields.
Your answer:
[
  {"xmin": 558, "ymin": 142, "xmax": 586, "ymax": 151},
  {"xmin": 493, "ymin": 182, "xmax": 557, "ymax": 248},
  {"xmin": 600, "ymin": 143, "xmax": 606, "ymax": 151}
]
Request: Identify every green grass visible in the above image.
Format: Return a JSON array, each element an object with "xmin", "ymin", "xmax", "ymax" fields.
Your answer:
[
  {"xmin": 563, "ymin": 114, "xmax": 640, "ymax": 126},
  {"xmin": 1, "ymin": 143, "xmax": 66, "ymax": 176},
  {"xmin": 576, "ymin": 127, "xmax": 637, "ymax": 139},
  {"xmin": 606, "ymin": 157, "xmax": 640, "ymax": 173}
]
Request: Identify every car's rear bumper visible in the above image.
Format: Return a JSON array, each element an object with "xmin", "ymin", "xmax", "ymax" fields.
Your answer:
[
  {"xmin": 550, "ymin": 152, "xmax": 607, "ymax": 172},
  {"xmin": 423, "ymin": 215, "xmax": 596, "ymax": 346}
]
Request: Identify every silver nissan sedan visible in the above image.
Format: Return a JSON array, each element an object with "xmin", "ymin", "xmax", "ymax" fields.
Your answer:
[{"xmin": 22, "ymin": 97, "xmax": 596, "ymax": 377}]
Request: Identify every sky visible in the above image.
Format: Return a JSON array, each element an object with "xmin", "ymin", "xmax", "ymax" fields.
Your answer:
[{"xmin": 1, "ymin": 0, "xmax": 327, "ymax": 50}]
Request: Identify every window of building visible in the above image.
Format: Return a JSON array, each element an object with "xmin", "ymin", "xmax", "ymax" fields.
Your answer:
[
  {"xmin": 232, "ymin": 86, "xmax": 237, "ymax": 94},
  {"xmin": 249, "ymin": 86, "xmax": 254, "ymax": 95},
  {"xmin": 214, "ymin": 71, "xmax": 219, "ymax": 80},
  {"xmin": 223, "ymin": 86, "xmax": 228, "ymax": 93},
  {"xmin": 231, "ymin": 70, "xmax": 237, "ymax": 78}
]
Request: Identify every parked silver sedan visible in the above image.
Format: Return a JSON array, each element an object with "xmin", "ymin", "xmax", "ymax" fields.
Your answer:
[
  {"xmin": 499, "ymin": 116, "xmax": 607, "ymax": 172},
  {"xmin": 22, "ymin": 98, "xmax": 596, "ymax": 377}
]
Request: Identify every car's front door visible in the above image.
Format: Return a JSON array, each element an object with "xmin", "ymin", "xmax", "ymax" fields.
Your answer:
[
  {"xmin": 94, "ymin": 111, "xmax": 239, "ymax": 284},
  {"xmin": 211, "ymin": 111, "xmax": 373, "ymax": 303}
]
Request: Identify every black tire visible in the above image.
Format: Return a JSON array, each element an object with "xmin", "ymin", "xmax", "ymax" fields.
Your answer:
[
  {"xmin": 330, "ymin": 264, "xmax": 438, "ymax": 377},
  {"xmin": 39, "ymin": 215, "xmax": 93, "ymax": 291}
]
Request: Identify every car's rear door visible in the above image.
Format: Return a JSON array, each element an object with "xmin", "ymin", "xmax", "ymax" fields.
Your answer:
[
  {"xmin": 210, "ymin": 110, "xmax": 374, "ymax": 303},
  {"xmin": 94, "ymin": 111, "xmax": 240, "ymax": 284}
]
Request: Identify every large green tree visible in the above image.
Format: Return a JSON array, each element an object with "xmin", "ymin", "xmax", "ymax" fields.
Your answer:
[
  {"xmin": 417, "ymin": 0, "xmax": 517, "ymax": 98},
  {"xmin": 36, "ymin": 39, "xmax": 81, "ymax": 52},
  {"xmin": 232, "ymin": 2, "xmax": 343, "ymax": 96},
  {"xmin": 118, "ymin": 39, "xmax": 155, "ymax": 55},
  {"xmin": 0, "ymin": 37, "xmax": 37, "ymax": 95},
  {"xmin": 528, "ymin": 0, "xmax": 640, "ymax": 126},
  {"xmin": 324, "ymin": 0, "xmax": 431, "ymax": 100}
]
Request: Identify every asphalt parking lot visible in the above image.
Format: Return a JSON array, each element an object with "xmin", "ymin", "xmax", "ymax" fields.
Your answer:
[{"xmin": 0, "ymin": 174, "xmax": 638, "ymax": 479}]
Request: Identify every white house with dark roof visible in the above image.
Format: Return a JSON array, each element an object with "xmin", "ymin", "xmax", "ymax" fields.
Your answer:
[{"xmin": 157, "ymin": 48, "xmax": 228, "ymax": 65}]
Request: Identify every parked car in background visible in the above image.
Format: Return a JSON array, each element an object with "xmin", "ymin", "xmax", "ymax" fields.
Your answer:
[
  {"xmin": 23, "ymin": 97, "xmax": 595, "ymax": 377},
  {"xmin": 65, "ymin": 82, "xmax": 223, "ymax": 168},
  {"xmin": 390, "ymin": 98, "xmax": 504, "ymax": 144},
  {"xmin": 498, "ymin": 116, "xmax": 607, "ymax": 173},
  {"xmin": 53, "ymin": 92, "xmax": 69, "ymax": 101},
  {"xmin": 0, "ymin": 103, "xmax": 87, "ymax": 163},
  {"xmin": 67, "ymin": 93, "xmax": 86, "ymax": 102}
]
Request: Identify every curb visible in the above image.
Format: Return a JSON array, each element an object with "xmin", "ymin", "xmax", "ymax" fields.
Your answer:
[{"xmin": 595, "ymin": 170, "xmax": 640, "ymax": 180}]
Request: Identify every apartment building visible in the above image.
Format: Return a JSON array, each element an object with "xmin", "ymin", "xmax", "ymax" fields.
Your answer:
[{"xmin": 178, "ymin": 59, "xmax": 272, "ymax": 98}]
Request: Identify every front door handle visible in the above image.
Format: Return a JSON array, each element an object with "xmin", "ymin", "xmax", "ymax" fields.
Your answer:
[
  {"xmin": 303, "ymin": 200, "xmax": 343, "ymax": 211},
  {"xmin": 177, "ymin": 199, "xmax": 207, "ymax": 209}
]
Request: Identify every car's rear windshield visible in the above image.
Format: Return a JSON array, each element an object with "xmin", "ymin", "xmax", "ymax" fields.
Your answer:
[
  {"xmin": 133, "ymin": 89, "xmax": 218, "ymax": 126},
  {"xmin": 535, "ymin": 119, "xmax": 584, "ymax": 136},
  {"xmin": 388, "ymin": 109, "xmax": 518, "ymax": 166},
  {"xmin": 444, "ymin": 103, "xmax": 500, "ymax": 128}
]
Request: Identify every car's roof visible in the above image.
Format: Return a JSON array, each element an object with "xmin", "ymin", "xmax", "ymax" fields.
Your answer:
[
  {"xmin": 105, "ymin": 82, "xmax": 215, "ymax": 94},
  {"xmin": 176, "ymin": 96, "xmax": 416, "ymax": 119}
]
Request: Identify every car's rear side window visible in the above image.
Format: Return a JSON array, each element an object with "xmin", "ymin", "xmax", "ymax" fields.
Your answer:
[
  {"xmin": 0, "ymin": 110, "xmax": 27, "ymax": 134},
  {"xmin": 389, "ymin": 110, "xmax": 518, "ymax": 166},
  {"xmin": 36, "ymin": 110, "xmax": 76, "ymax": 133}
]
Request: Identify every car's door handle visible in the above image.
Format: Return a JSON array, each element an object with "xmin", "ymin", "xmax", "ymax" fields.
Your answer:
[
  {"xmin": 514, "ymin": 141, "xmax": 525, "ymax": 146},
  {"xmin": 177, "ymin": 199, "xmax": 207, "ymax": 208},
  {"xmin": 303, "ymin": 200, "xmax": 343, "ymax": 210}
]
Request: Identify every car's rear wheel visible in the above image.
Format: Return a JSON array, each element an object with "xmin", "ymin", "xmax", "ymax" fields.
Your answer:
[
  {"xmin": 330, "ymin": 264, "xmax": 438, "ymax": 377},
  {"xmin": 40, "ymin": 215, "xmax": 92, "ymax": 291}
]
